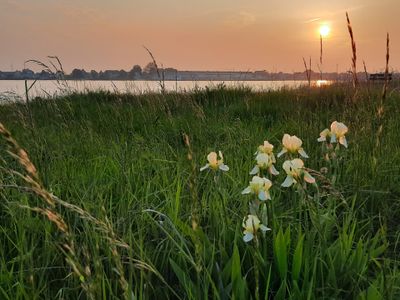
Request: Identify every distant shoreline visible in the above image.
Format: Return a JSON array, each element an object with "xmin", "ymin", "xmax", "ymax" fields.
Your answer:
[
  {"xmin": 0, "ymin": 78, "xmax": 318, "ymax": 81},
  {"xmin": 0, "ymin": 66, "xmax": 390, "ymax": 82},
  {"xmin": 1, "ymin": 69, "xmax": 397, "ymax": 82}
]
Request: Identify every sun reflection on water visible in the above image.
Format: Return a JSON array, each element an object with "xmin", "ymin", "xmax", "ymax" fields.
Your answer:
[{"xmin": 316, "ymin": 80, "xmax": 330, "ymax": 87}]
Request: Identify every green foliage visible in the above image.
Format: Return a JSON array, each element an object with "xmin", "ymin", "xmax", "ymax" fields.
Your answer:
[{"xmin": 0, "ymin": 84, "xmax": 400, "ymax": 298}]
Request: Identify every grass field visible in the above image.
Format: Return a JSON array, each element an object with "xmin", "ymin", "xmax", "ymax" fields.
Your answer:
[{"xmin": 1, "ymin": 83, "xmax": 400, "ymax": 299}]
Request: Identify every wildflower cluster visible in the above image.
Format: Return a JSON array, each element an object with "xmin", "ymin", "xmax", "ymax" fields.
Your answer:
[
  {"xmin": 199, "ymin": 121, "xmax": 348, "ymax": 244},
  {"xmin": 242, "ymin": 140, "xmax": 278, "ymax": 242}
]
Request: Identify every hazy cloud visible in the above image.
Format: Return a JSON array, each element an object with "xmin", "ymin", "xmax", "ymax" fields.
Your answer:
[
  {"xmin": 224, "ymin": 11, "xmax": 256, "ymax": 28},
  {"xmin": 304, "ymin": 18, "xmax": 321, "ymax": 24},
  {"xmin": 52, "ymin": 2, "xmax": 106, "ymax": 24},
  {"xmin": 325, "ymin": 5, "xmax": 368, "ymax": 18},
  {"xmin": 1, "ymin": 0, "xmax": 28, "ymax": 12}
]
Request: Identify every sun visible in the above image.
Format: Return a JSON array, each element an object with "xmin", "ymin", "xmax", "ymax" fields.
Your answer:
[{"xmin": 319, "ymin": 25, "xmax": 330, "ymax": 37}]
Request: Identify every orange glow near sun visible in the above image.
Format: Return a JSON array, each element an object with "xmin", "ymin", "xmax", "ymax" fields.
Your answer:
[{"xmin": 319, "ymin": 25, "xmax": 330, "ymax": 37}]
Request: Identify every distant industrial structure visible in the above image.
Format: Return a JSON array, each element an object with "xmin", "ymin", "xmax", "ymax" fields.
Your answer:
[{"xmin": 369, "ymin": 73, "xmax": 393, "ymax": 81}]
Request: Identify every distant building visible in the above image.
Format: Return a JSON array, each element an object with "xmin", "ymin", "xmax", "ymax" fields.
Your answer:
[{"xmin": 369, "ymin": 73, "xmax": 393, "ymax": 81}]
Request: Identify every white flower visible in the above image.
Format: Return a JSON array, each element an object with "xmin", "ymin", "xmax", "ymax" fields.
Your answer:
[
  {"xmin": 317, "ymin": 128, "xmax": 331, "ymax": 142},
  {"xmin": 281, "ymin": 158, "xmax": 315, "ymax": 187},
  {"xmin": 242, "ymin": 214, "xmax": 270, "ymax": 242},
  {"xmin": 200, "ymin": 151, "xmax": 229, "ymax": 172},
  {"xmin": 242, "ymin": 176, "xmax": 273, "ymax": 201},
  {"xmin": 330, "ymin": 121, "xmax": 348, "ymax": 148},
  {"xmin": 250, "ymin": 153, "xmax": 279, "ymax": 176},
  {"xmin": 277, "ymin": 134, "xmax": 309, "ymax": 158}
]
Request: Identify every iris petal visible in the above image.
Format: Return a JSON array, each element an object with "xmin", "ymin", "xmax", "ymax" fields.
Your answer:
[
  {"xmin": 219, "ymin": 164, "xmax": 229, "ymax": 171},
  {"xmin": 277, "ymin": 148, "xmax": 288, "ymax": 158},
  {"xmin": 249, "ymin": 165, "xmax": 259, "ymax": 175},
  {"xmin": 304, "ymin": 172, "xmax": 316, "ymax": 184},
  {"xmin": 298, "ymin": 148, "xmax": 309, "ymax": 158},
  {"xmin": 242, "ymin": 187, "xmax": 252, "ymax": 194},
  {"xmin": 258, "ymin": 191, "xmax": 267, "ymax": 201},
  {"xmin": 200, "ymin": 164, "xmax": 209, "ymax": 171},
  {"xmin": 260, "ymin": 224, "xmax": 271, "ymax": 232},
  {"xmin": 339, "ymin": 136, "xmax": 348, "ymax": 148},
  {"xmin": 243, "ymin": 233, "xmax": 254, "ymax": 242},
  {"xmin": 269, "ymin": 165, "xmax": 279, "ymax": 175},
  {"xmin": 281, "ymin": 176, "xmax": 294, "ymax": 187},
  {"xmin": 330, "ymin": 134, "xmax": 337, "ymax": 143}
]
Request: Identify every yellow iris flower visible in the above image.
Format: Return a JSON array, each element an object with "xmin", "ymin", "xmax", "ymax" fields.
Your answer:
[
  {"xmin": 200, "ymin": 151, "xmax": 229, "ymax": 172},
  {"xmin": 242, "ymin": 214, "xmax": 270, "ymax": 242},
  {"xmin": 281, "ymin": 158, "xmax": 315, "ymax": 187},
  {"xmin": 278, "ymin": 134, "xmax": 309, "ymax": 158},
  {"xmin": 242, "ymin": 175, "xmax": 273, "ymax": 201}
]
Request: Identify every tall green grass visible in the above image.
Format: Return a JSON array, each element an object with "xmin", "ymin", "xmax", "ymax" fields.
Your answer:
[{"xmin": 1, "ymin": 84, "xmax": 400, "ymax": 299}]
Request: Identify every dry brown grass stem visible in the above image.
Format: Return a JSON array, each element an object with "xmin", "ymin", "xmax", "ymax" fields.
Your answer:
[
  {"xmin": 381, "ymin": 33, "xmax": 390, "ymax": 104},
  {"xmin": 319, "ymin": 35, "xmax": 323, "ymax": 80},
  {"xmin": 3, "ymin": 180, "xmax": 177, "ymax": 296},
  {"xmin": 362, "ymin": 61, "xmax": 369, "ymax": 84},
  {"xmin": 363, "ymin": 61, "xmax": 371, "ymax": 98},
  {"xmin": 0, "ymin": 121, "xmax": 144, "ymax": 299},
  {"xmin": 320, "ymin": 35, "xmax": 323, "ymax": 66},
  {"xmin": 377, "ymin": 33, "xmax": 390, "ymax": 120},
  {"xmin": 143, "ymin": 46, "xmax": 165, "ymax": 93},
  {"xmin": 25, "ymin": 56, "xmax": 69, "ymax": 91},
  {"xmin": 375, "ymin": 33, "xmax": 390, "ymax": 151},
  {"xmin": 346, "ymin": 12, "xmax": 359, "ymax": 89},
  {"xmin": 304, "ymin": 167, "xmax": 345, "ymax": 201},
  {"xmin": 143, "ymin": 46, "xmax": 173, "ymax": 119},
  {"xmin": 0, "ymin": 122, "xmax": 95, "ymax": 296},
  {"xmin": 303, "ymin": 57, "xmax": 312, "ymax": 87}
]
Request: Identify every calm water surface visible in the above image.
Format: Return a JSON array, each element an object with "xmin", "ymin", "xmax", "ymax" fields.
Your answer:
[{"xmin": 0, "ymin": 80, "xmax": 313, "ymax": 100}]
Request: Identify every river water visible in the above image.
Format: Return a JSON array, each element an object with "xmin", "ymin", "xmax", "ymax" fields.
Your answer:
[{"xmin": 0, "ymin": 80, "xmax": 317, "ymax": 100}]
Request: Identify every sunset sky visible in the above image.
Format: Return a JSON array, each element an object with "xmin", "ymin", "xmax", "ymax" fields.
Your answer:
[{"xmin": 1, "ymin": 0, "xmax": 398, "ymax": 73}]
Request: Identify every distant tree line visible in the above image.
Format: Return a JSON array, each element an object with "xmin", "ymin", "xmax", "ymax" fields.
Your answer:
[
  {"xmin": 0, "ymin": 62, "xmax": 179, "ymax": 81},
  {"xmin": 0, "ymin": 62, "xmax": 398, "ymax": 81}
]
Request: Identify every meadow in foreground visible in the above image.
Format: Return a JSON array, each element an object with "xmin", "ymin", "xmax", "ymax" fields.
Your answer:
[{"xmin": 1, "ymin": 83, "xmax": 400, "ymax": 299}]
